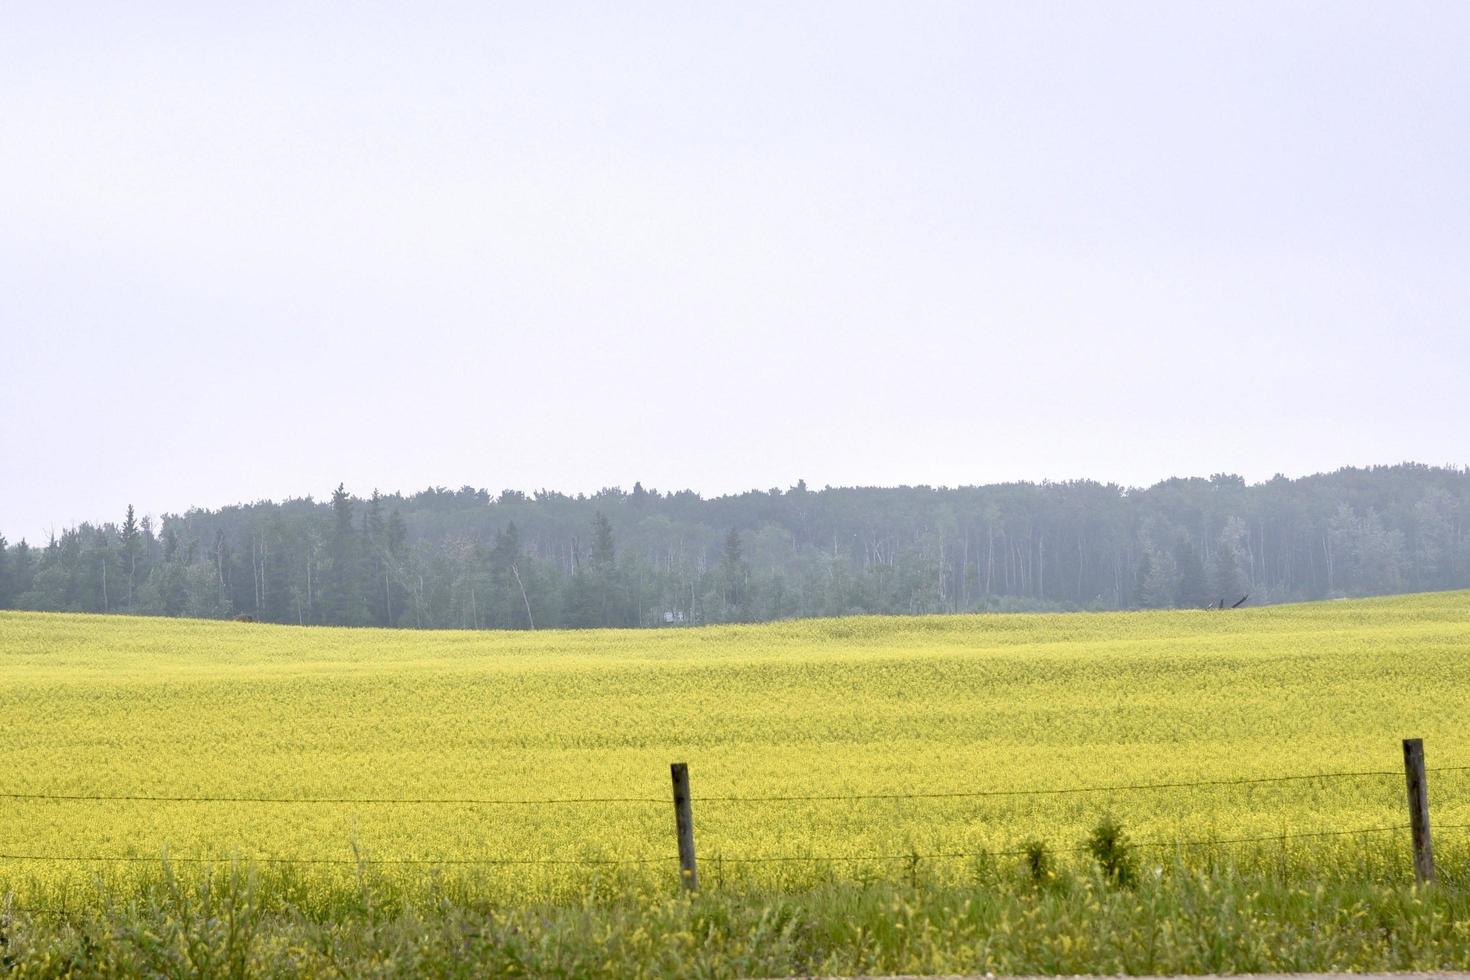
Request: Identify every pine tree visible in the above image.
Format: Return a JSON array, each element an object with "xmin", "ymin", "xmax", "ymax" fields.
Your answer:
[
  {"xmin": 594, "ymin": 512, "xmax": 620, "ymax": 625},
  {"xmin": 365, "ymin": 490, "xmax": 390, "ymax": 625},
  {"xmin": 121, "ymin": 505, "xmax": 140, "ymax": 611},
  {"xmin": 11, "ymin": 540, "xmax": 34, "ymax": 602},
  {"xmin": 590, "ymin": 513, "xmax": 615, "ymax": 571},
  {"xmin": 720, "ymin": 528, "xmax": 747, "ymax": 616},
  {"xmin": 387, "ymin": 509, "xmax": 408, "ymax": 557},
  {"xmin": 322, "ymin": 484, "xmax": 369, "ymax": 625}
]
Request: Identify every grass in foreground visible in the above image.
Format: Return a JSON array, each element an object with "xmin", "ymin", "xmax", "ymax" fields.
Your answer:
[{"xmin": 5, "ymin": 854, "xmax": 1470, "ymax": 978}]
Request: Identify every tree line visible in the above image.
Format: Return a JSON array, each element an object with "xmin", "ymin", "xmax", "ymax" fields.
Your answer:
[{"xmin": 1, "ymin": 464, "xmax": 1467, "ymax": 629}]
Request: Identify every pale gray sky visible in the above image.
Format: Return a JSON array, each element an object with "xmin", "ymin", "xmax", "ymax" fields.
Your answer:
[{"xmin": 3, "ymin": 2, "xmax": 1467, "ymax": 542}]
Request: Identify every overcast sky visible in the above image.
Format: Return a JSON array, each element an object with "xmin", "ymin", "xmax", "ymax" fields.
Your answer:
[{"xmin": 2, "ymin": 2, "xmax": 1467, "ymax": 541}]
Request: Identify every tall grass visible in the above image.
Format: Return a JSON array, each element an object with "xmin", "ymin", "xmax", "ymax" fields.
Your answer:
[{"xmin": 5, "ymin": 845, "xmax": 1470, "ymax": 977}]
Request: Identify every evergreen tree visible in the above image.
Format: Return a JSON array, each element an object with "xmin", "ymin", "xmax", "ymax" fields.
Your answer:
[
  {"xmin": 719, "ymin": 528, "xmax": 748, "ymax": 617},
  {"xmin": 366, "ymin": 492, "xmax": 386, "ymax": 540},
  {"xmin": 11, "ymin": 540, "xmax": 34, "ymax": 602},
  {"xmin": 365, "ymin": 490, "xmax": 391, "ymax": 625},
  {"xmin": 0, "ymin": 534, "xmax": 10, "ymax": 608},
  {"xmin": 586, "ymin": 512, "xmax": 618, "ymax": 625},
  {"xmin": 590, "ymin": 512, "xmax": 615, "ymax": 572},
  {"xmin": 121, "ymin": 505, "xmax": 140, "ymax": 611},
  {"xmin": 141, "ymin": 515, "xmax": 156, "ymax": 563},
  {"xmin": 380, "ymin": 508, "xmax": 409, "ymax": 626},
  {"xmin": 5, "ymin": 464, "xmax": 1469, "ymax": 627},
  {"xmin": 563, "ymin": 516, "xmax": 609, "ymax": 628},
  {"xmin": 321, "ymin": 483, "xmax": 370, "ymax": 625}
]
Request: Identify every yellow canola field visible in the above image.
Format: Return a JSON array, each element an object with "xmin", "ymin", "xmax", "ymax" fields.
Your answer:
[{"xmin": 1, "ymin": 591, "xmax": 1468, "ymax": 903}]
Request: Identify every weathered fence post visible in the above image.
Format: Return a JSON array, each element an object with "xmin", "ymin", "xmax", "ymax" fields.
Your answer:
[
  {"xmin": 1402, "ymin": 737, "xmax": 1435, "ymax": 884},
  {"xmin": 670, "ymin": 762, "xmax": 698, "ymax": 890}
]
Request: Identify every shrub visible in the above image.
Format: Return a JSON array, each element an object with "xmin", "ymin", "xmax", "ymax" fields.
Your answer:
[
  {"xmin": 1085, "ymin": 815, "xmax": 1138, "ymax": 887},
  {"xmin": 1021, "ymin": 839, "xmax": 1054, "ymax": 886}
]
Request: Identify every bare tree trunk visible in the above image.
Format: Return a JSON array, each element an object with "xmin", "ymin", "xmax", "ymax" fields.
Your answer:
[
  {"xmin": 1077, "ymin": 532, "xmax": 1086, "ymax": 601},
  {"xmin": 1323, "ymin": 531, "xmax": 1334, "ymax": 593},
  {"xmin": 960, "ymin": 532, "xmax": 970, "ymax": 610},
  {"xmin": 511, "ymin": 563, "xmax": 535, "ymax": 629},
  {"xmin": 252, "ymin": 536, "xmax": 263, "ymax": 613},
  {"xmin": 985, "ymin": 525, "xmax": 994, "ymax": 598},
  {"xmin": 1037, "ymin": 531, "xmax": 1045, "ymax": 599}
]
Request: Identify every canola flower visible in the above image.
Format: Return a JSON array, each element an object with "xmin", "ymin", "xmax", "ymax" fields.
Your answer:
[{"xmin": 0, "ymin": 590, "xmax": 1467, "ymax": 907}]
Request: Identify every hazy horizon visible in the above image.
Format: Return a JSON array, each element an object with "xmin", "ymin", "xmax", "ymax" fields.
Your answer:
[{"xmin": 5, "ymin": 2, "xmax": 1467, "ymax": 543}]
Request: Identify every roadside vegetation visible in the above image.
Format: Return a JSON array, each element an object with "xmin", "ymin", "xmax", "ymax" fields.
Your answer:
[{"xmin": 5, "ymin": 849, "xmax": 1470, "ymax": 977}]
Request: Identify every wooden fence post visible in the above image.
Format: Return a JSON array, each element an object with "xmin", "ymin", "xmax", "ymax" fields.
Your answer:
[
  {"xmin": 1402, "ymin": 737, "xmax": 1435, "ymax": 884},
  {"xmin": 670, "ymin": 762, "xmax": 698, "ymax": 890}
]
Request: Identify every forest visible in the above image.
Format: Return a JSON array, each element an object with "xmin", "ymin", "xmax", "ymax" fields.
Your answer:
[{"xmin": 1, "ymin": 463, "xmax": 1466, "ymax": 629}]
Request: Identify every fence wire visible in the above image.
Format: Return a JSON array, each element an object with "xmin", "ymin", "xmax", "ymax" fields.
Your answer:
[
  {"xmin": 0, "ymin": 792, "xmax": 665, "ymax": 805},
  {"xmin": 706, "ymin": 822, "xmax": 1470, "ymax": 865},
  {"xmin": 3, "ymin": 822, "xmax": 1465, "ymax": 872},
  {"xmin": 4, "ymin": 764, "xmax": 1465, "ymax": 808},
  {"xmin": 0, "ymin": 852, "xmax": 671, "ymax": 866},
  {"xmin": 1, "ymin": 766, "xmax": 1463, "ymax": 880},
  {"xmin": 692, "ymin": 767, "xmax": 1470, "ymax": 804}
]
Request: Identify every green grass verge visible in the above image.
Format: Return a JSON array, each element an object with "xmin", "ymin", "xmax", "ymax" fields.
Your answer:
[{"xmin": 5, "ymin": 850, "xmax": 1470, "ymax": 977}]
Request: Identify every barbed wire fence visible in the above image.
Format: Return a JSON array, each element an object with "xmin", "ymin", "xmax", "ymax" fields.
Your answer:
[{"xmin": 2, "ymin": 739, "xmax": 1464, "ymax": 918}]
